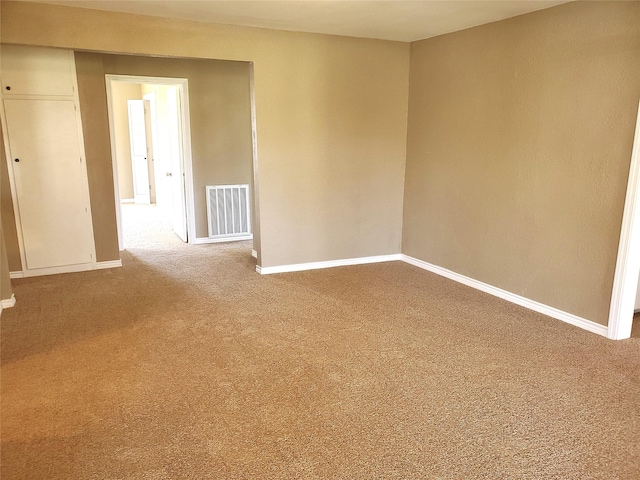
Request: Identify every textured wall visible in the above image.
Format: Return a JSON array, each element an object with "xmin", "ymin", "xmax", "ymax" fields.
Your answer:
[
  {"xmin": 73, "ymin": 53, "xmax": 121, "ymax": 262},
  {"xmin": 0, "ymin": 228, "xmax": 12, "ymax": 302},
  {"xmin": 403, "ymin": 1, "xmax": 640, "ymax": 325},
  {"xmin": 1, "ymin": 1, "xmax": 410, "ymax": 267}
]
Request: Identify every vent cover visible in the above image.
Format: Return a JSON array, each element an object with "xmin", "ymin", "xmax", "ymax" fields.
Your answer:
[{"xmin": 206, "ymin": 185, "xmax": 251, "ymax": 239}]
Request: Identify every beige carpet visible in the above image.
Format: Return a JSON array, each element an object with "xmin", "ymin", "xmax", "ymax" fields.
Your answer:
[{"xmin": 2, "ymin": 214, "xmax": 640, "ymax": 478}]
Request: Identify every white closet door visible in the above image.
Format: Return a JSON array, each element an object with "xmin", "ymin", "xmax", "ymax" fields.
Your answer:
[
  {"xmin": 4, "ymin": 99, "xmax": 94, "ymax": 269},
  {"xmin": 1, "ymin": 45, "xmax": 75, "ymax": 97}
]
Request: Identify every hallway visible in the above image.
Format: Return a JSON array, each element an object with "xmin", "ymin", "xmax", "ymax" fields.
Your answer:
[{"xmin": 121, "ymin": 203, "xmax": 182, "ymax": 250}]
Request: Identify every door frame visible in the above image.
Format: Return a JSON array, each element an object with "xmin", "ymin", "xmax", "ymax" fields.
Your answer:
[
  {"xmin": 608, "ymin": 99, "xmax": 640, "ymax": 340},
  {"xmin": 105, "ymin": 74, "xmax": 194, "ymax": 250},
  {"xmin": 1, "ymin": 48, "xmax": 98, "ymax": 277}
]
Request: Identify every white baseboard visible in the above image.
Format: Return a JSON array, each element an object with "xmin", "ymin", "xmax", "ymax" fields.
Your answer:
[
  {"xmin": 6, "ymin": 246, "xmax": 610, "ymax": 338},
  {"xmin": 401, "ymin": 255, "xmax": 608, "ymax": 337},
  {"xmin": 120, "ymin": 198, "xmax": 135, "ymax": 204},
  {"xmin": 192, "ymin": 235, "xmax": 253, "ymax": 245},
  {"xmin": 257, "ymin": 251, "xmax": 608, "ymax": 337},
  {"xmin": 252, "ymin": 249, "xmax": 257, "ymax": 259},
  {"xmin": 257, "ymin": 254, "xmax": 403, "ymax": 275},
  {"xmin": 9, "ymin": 259, "xmax": 122, "ymax": 278},
  {"xmin": 96, "ymin": 260, "xmax": 123, "ymax": 270},
  {"xmin": 1, "ymin": 294, "xmax": 16, "ymax": 309}
]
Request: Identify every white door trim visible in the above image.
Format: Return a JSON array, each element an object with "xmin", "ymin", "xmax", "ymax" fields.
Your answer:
[
  {"xmin": 105, "ymin": 74, "xmax": 194, "ymax": 250},
  {"xmin": 608, "ymin": 99, "xmax": 640, "ymax": 340},
  {"xmin": 249, "ymin": 63, "xmax": 262, "ymax": 264}
]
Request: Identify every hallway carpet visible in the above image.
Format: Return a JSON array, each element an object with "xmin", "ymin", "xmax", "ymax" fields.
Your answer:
[{"xmin": 2, "ymin": 240, "xmax": 640, "ymax": 478}]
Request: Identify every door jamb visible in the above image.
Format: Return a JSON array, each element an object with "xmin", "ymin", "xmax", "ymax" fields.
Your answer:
[{"xmin": 608, "ymin": 99, "xmax": 640, "ymax": 340}]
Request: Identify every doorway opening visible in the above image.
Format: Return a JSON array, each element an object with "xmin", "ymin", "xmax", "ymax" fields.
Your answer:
[{"xmin": 106, "ymin": 75, "xmax": 193, "ymax": 250}]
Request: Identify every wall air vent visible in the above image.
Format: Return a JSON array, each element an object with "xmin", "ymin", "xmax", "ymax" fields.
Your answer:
[{"xmin": 206, "ymin": 185, "xmax": 251, "ymax": 239}]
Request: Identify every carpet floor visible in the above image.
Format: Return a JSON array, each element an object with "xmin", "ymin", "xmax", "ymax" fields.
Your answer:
[{"xmin": 2, "ymin": 208, "xmax": 640, "ymax": 478}]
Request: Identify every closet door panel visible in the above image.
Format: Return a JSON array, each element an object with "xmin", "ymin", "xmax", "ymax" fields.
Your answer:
[
  {"xmin": 1, "ymin": 45, "xmax": 75, "ymax": 97},
  {"xmin": 4, "ymin": 98, "xmax": 94, "ymax": 269}
]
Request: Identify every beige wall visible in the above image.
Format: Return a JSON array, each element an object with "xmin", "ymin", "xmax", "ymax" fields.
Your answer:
[
  {"xmin": 111, "ymin": 81, "xmax": 142, "ymax": 200},
  {"xmin": 1, "ymin": 228, "xmax": 12, "ymax": 302},
  {"xmin": 403, "ymin": 1, "xmax": 640, "ymax": 326},
  {"xmin": 1, "ymin": 1, "xmax": 410, "ymax": 267},
  {"xmin": 73, "ymin": 53, "xmax": 121, "ymax": 262},
  {"xmin": 1, "ymin": 1, "xmax": 638, "ymax": 330}
]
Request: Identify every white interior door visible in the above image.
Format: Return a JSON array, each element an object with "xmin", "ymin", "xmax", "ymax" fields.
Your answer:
[
  {"xmin": 127, "ymin": 99, "xmax": 150, "ymax": 204},
  {"xmin": 167, "ymin": 87, "xmax": 188, "ymax": 242},
  {"xmin": 143, "ymin": 99, "xmax": 156, "ymax": 204},
  {"xmin": 4, "ymin": 98, "xmax": 95, "ymax": 269}
]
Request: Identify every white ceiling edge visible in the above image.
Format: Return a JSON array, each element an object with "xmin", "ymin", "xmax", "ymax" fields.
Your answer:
[{"xmin": 13, "ymin": 1, "xmax": 572, "ymax": 42}]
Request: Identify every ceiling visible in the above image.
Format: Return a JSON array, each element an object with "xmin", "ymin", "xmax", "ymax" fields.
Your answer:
[{"xmin": 23, "ymin": 0, "xmax": 570, "ymax": 42}]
